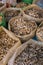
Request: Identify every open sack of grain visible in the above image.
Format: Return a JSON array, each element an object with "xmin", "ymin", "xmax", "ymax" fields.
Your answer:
[
  {"xmin": 36, "ymin": 22, "xmax": 43, "ymax": 42},
  {"xmin": 0, "ymin": 26, "xmax": 21, "ymax": 65},
  {"xmin": 3, "ymin": 8, "xmax": 23, "ymax": 23},
  {"xmin": 23, "ymin": 4, "xmax": 43, "ymax": 23},
  {"xmin": 8, "ymin": 39, "xmax": 43, "ymax": 65},
  {"xmin": 8, "ymin": 15, "xmax": 37, "ymax": 42}
]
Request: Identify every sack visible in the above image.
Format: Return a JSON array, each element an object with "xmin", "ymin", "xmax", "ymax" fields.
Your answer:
[
  {"xmin": 23, "ymin": 4, "xmax": 43, "ymax": 23},
  {"xmin": 0, "ymin": 26, "xmax": 21, "ymax": 65},
  {"xmin": 8, "ymin": 39, "xmax": 43, "ymax": 65},
  {"xmin": 36, "ymin": 22, "xmax": 43, "ymax": 42},
  {"xmin": 8, "ymin": 15, "xmax": 37, "ymax": 42},
  {"xmin": 3, "ymin": 8, "xmax": 23, "ymax": 22}
]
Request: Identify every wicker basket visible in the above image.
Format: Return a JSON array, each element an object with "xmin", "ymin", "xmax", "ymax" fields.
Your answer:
[
  {"xmin": 8, "ymin": 16, "xmax": 37, "ymax": 42},
  {"xmin": 8, "ymin": 39, "xmax": 43, "ymax": 65},
  {"xmin": 23, "ymin": 4, "xmax": 43, "ymax": 23},
  {"xmin": 36, "ymin": 22, "xmax": 43, "ymax": 42},
  {"xmin": 0, "ymin": 26, "xmax": 21, "ymax": 65}
]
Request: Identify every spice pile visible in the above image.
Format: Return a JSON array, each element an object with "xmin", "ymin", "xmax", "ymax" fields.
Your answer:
[
  {"xmin": 14, "ymin": 43, "xmax": 43, "ymax": 65},
  {"xmin": 10, "ymin": 16, "xmax": 37, "ymax": 36},
  {"xmin": 0, "ymin": 28, "xmax": 17, "ymax": 61}
]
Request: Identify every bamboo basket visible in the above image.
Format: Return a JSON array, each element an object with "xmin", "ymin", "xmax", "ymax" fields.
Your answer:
[
  {"xmin": 8, "ymin": 39, "xmax": 43, "ymax": 65},
  {"xmin": 36, "ymin": 22, "xmax": 43, "ymax": 42},
  {"xmin": 23, "ymin": 4, "xmax": 43, "ymax": 23},
  {"xmin": 0, "ymin": 26, "xmax": 21, "ymax": 65},
  {"xmin": 8, "ymin": 16, "xmax": 37, "ymax": 42}
]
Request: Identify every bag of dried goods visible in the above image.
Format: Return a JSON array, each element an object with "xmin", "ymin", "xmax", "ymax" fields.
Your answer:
[
  {"xmin": 3, "ymin": 8, "xmax": 23, "ymax": 23},
  {"xmin": 0, "ymin": 26, "xmax": 21, "ymax": 65},
  {"xmin": 8, "ymin": 15, "xmax": 37, "ymax": 42},
  {"xmin": 3, "ymin": 8, "xmax": 23, "ymax": 28},
  {"xmin": 23, "ymin": 4, "xmax": 43, "ymax": 23},
  {"xmin": 0, "ymin": 2, "xmax": 6, "ymax": 12},
  {"xmin": 36, "ymin": 22, "xmax": 43, "ymax": 42},
  {"xmin": 16, "ymin": 2, "xmax": 28, "ymax": 9},
  {"xmin": 8, "ymin": 39, "xmax": 43, "ymax": 65}
]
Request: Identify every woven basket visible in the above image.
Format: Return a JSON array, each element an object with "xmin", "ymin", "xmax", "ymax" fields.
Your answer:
[
  {"xmin": 23, "ymin": 4, "xmax": 43, "ymax": 23},
  {"xmin": 8, "ymin": 39, "xmax": 43, "ymax": 65},
  {"xmin": 8, "ymin": 16, "xmax": 37, "ymax": 42},
  {"xmin": 0, "ymin": 26, "xmax": 21, "ymax": 65},
  {"xmin": 36, "ymin": 22, "xmax": 43, "ymax": 42}
]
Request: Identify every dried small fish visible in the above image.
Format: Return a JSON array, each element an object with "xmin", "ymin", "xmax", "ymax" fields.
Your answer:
[
  {"xmin": 4, "ymin": 10, "xmax": 20, "ymax": 22},
  {"xmin": 14, "ymin": 43, "xmax": 43, "ymax": 65},
  {"xmin": 25, "ymin": 8, "xmax": 43, "ymax": 18},
  {"xmin": 10, "ymin": 16, "xmax": 37, "ymax": 36}
]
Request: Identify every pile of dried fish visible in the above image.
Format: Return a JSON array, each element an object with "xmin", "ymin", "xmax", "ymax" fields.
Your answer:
[
  {"xmin": 23, "ymin": 4, "xmax": 43, "ymax": 23},
  {"xmin": 24, "ymin": 8, "xmax": 43, "ymax": 18},
  {"xmin": 14, "ymin": 44, "xmax": 43, "ymax": 65},
  {"xmin": 4, "ymin": 10, "xmax": 20, "ymax": 22},
  {"xmin": 8, "ymin": 39, "xmax": 43, "ymax": 65},
  {"xmin": 9, "ymin": 16, "xmax": 37, "ymax": 36}
]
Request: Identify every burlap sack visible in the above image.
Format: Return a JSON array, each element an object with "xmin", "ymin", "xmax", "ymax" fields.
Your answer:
[
  {"xmin": 8, "ymin": 39, "xmax": 43, "ymax": 65},
  {"xmin": 0, "ymin": 26, "xmax": 21, "ymax": 65},
  {"xmin": 23, "ymin": 4, "xmax": 43, "ymax": 23}
]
